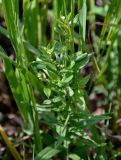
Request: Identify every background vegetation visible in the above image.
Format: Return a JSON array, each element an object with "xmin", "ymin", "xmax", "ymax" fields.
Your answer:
[{"xmin": 0, "ymin": 0, "xmax": 121, "ymax": 159}]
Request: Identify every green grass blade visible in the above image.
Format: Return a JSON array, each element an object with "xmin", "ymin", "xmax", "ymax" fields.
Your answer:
[
  {"xmin": 78, "ymin": 0, "xmax": 87, "ymax": 50},
  {"xmin": 2, "ymin": 0, "xmax": 19, "ymax": 52},
  {"xmin": 23, "ymin": 0, "xmax": 39, "ymax": 47},
  {"xmin": 0, "ymin": 46, "xmax": 29, "ymax": 120}
]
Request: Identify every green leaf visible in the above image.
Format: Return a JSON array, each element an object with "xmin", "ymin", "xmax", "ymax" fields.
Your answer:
[
  {"xmin": 23, "ymin": 0, "xmax": 38, "ymax": 46},
  {"xmin": 67, "ymin": 87, "xmax": 74, "ymax": 97},
  {"xmin": 26, "ymin": 70, "xmax": 44, "ymax": 96},
  {"xmin": 52, "ymin": 96, "xmax": 62, "ymax": 103},
  {"xmin": 36, "ymin": 104, "xmax": 52, "ymax": 112},
  {"xmin": 73, "ymin": 14, "xmax": 79, "ymax": 26},
  {"xmin": 69, "ymin": 154, "xmax": 80, "ymax": 160},
  {"xmin": 71, "ymin": 113, "xmax": 111, "ymax": 129},
  {"xmin": 77, "ymin": 97, "xmax": 86, "ymax": 110},
  {"xmin": 79, "ymin": 75, "xmax": 90, "ymax": 88},
  {"xmin": 23, "ymin": 40, "xmax": 40, "ymax": 54},
  {"xmin": 0, "ymin": 46, "xmax": 29, "ymax": 120},
  {"xmin": 36, "ymin": 63, "xmax": 46, "ymax": 70},
  {"xmin": 2, "ymin": 0, "xmax": 19, "ymax": 52},
  {"xmin": 75, "ymin": 52, "xmax": 87, "ymax": 62},
  {"xmin": 62, "ymin": 74, "xmax": 73, "ymax": 84},
  {"xmin": 41, "ymin": 112, "xmax": 58, "ymax": 128},
  {"xmin": 43, "ymin": 99, "xmax": 52, "ymax": 105},
  {"xmin": 75, "ymin": 53, "xmax": 90, "ymax": 70},
  {"xmin": 35, "ymin": 146, "xmax": 59, "ymax": 160},
  {"xmin": 45, "ymin": 62, "xmax": 57, "ymax": 72},
  {"xmin": 0, "ymin": 26, "xmax": 9, "ymax": 38},
  {"xmin": 47, "ymin": 70, "xmax": 59, "ymax": 80},
  {"xmin": 44, "ymin": 87, "xmax": 51, "ymax": 98}
]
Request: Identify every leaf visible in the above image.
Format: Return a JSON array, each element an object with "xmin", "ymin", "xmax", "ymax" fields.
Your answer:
[
  {"xmin": 75, "ymin": 52, "xmax": 87, "ymax": 62},
  {"xmin": 79, "ymin": 75, "xmax": 90, "ymax": 88},
  {"xmin": 41, "ymin": 112, "xmax": 58, "ymax": 128},
  {"xmin": 2, "ymin": 0, "xmax": 19, "ymax": 52},
  {"xmin": 27, "ymin": 70, "xmax": 45, "ymax": 96},
  {"xmin": 73, "ymin": 14, "xmax": 79, "ymax": 26},
  {"xmin": 23, "ymin": 40, "xmax": 40, "ymax": 54},
  {"xmin": 75, "ymin": 53, "xmax": 90, "ymax": 70},
  {"xmin": 36, "ymin": 63, "xmax": 46, "ymax": 70},
  {"xmin": 36, "ymin": 104, "xmax": 52, "ymax": 112},
  {"xmin": 23, "ymin": 0, "xmax": 38, "ymax": 46},
  {"xmin": 52, "ymin": 96, "xmax": 62, "ymax": 103},
  {"xmin": 69, "ymin": 154, "xmax": 80, "ymax": 160},
  {"xmin": 43, "ymin": 99, "xmax": 52, "ymax": 105},
  {"xmin": 44, "ymin": 87, "xmax": 51, "ymax": 98},
  {"xmin": 47, "ymin": 70, "xmax": 59, "ymax": 80},
  {"xmin": 62, "ymin": 74, "xmax": 73, "ymax": 84},
  {"xmin": 35, "ymin": 146, "xmax": 59, "ymax": 160},
  {"xmin": 32, "ymin": 60, "xmax": 57, "ymax": 73},
  {"xmin": 0, "ymin": 26, "xmax": 9, "ymax": 38},
  {"xmin": 45, "ymin": 62, "xmax": 57, "ymax": 72},
  {"xmin": 93, "ymin": 6, "xmax": 106, "ymax": 17},
  {"xmin": 71, "ymin": 113, "xmax": 111, "ymax": 129},
  {"xmin": 67, "ymin": 87, "xmax": 74, "ymax": 97},
  {"xmin": 0, "ymin": 46, "xmax": 29, "ymax": 120},
  {"xmin": 77, "ymin": 97, "xmax": 86, "ymax": 110}
]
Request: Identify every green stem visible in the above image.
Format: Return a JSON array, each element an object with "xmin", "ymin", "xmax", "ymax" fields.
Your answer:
[
  {"xmin": 98, "ymin": 35, "xmax": 116, "ymax": 80},
  {"xmin": 39, "ymin": 0, "xmax": 47, "ymax": 45},
  {"xmin": 78, "ymin": 0, "xmax": 81, "ymax": 51},
  {"xmin": 28, "ymin": 74, "xmax": 42, "ymax": 153},
  {"xmin": 71, "ymin": 0, "xmax": 74, "ymax": 55}
]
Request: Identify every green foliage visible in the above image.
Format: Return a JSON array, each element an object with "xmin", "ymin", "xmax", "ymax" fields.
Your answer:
[
  {"xmin": 0, "ymin": 0, "xmax": 121, "ymax": 159},
  {"xmin": 35, "ymin": 146, "xmax": 60, "ymax": 160}
]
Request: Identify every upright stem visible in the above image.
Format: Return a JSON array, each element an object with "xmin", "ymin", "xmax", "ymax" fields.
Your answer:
[
  {"xmin": 28, "ymin": 74, "xmax": 42, "ymax": 153},
  {"xmin": 52, "ymin": 0, "xmax": 58, "ymax": 41},
  {"xmin": 63, "ymin": 0, "xmax": 67, "ymax": 18},
  {"xmin": 38, "ymin": 0, "xmax": 47, "ymax": 45},
  {"xmin": 71, "ymin": 0, "xmax": 74, "ymax": 55},
  {"xmin": 78, "ymin": 0, "xmax": 81, "ymax": 51}
]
